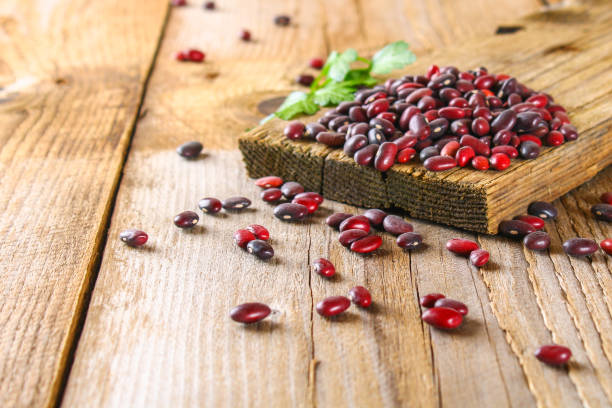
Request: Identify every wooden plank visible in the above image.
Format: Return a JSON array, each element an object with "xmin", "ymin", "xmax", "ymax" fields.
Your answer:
[
  {"xmin": 239, "ymin": 3, "xmax": 612, "ymax": 234},
  {"xmin": 0, "ymin": 1, "xmax": 168, "ymax": 407},
  {"xmin": 62, "ymin": 0, "xmax": 578, "ymax": 406}
]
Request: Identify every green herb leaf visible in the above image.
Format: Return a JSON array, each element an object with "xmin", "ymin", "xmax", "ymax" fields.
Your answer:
[
  {"xmin": 274, "ymin": 91, "xmax": 318, "ymax": 120},
  {"xmin": 371, "ymin": 41, "xmax": 416, "ymax": 75},
  {"xmin": 312, "ymin": 82, "xmax": 356, "ymax": 106},
  {"xmin": 326, "ymin": 49, "xmax": 358, "ymax": 82}
]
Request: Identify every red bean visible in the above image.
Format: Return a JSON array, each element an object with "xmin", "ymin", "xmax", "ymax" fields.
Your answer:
[
  {"xmin": 535, "ymin": 345, "xmax": 572, "ymax": 365},
  {"xmin": 528, "ymin": 201, "xmax": 558, "ymax": 220},
  {"xmin": 280, "ymin": 182, "xmax": 304, "ymax": 198},
  {"xmin": 316, "ymin": 296, "xmax": 351, "ymax": 317},
  {"xmin": 230, "ymin": 303, "xmax": 271, "ymax": 323},
  {"xmin": 383, "ymin": 215, "xmax": 413, "ymax": 235},
  {"xmin": 456, "ymin": 146, "xmax": 475, "ymax": 167},
  {"xmin": 274, "ymin": 15, "xmax": 291, "ymax": 26},
  {"xmin": 491, "ymin": 145, "xmax": 518, "ymax": 159},
  {"xmin": 187, "ymin": 49, "xmax": 205, "ymax": 62},
  {"xmin": 198, "ymin": 197, "xmax": 222, "ymax": 213},
  {"xmin": 339, "ymin": 215, "xmax": 371, "ymax": 233},
  {"xmin": 563, "ymin": 238, "xmax": 599, "ymax": 257},
  {"xmin": 313, "ymin": 258, "xmax": 335, "ymax": 277},
  {"xmin": 120, "ymin": 229, "xmax": 148, "ymax": 247},
  {"xmin": 420, "ymin": 146, "xmax": 440, "ymax": 162},
  {"xmin": 309, "ymin": 57, "xmax": 324, "ymax": 69},
  {"xmin": 490, "ymin": 109, "xmax": 517, "ymax": 134},
  {"xmin": 305, "ymin": 123, "xmax": 327, "ymax": 139},
  {"xmin": 296, "ymin": 74, "xmax": 314, "ymax": 87},
  {"xmin": 261, "ymin": 188, "xmax": 282, "ymax": 202},
  {"xmin": 222, "ymin": 196, "xmax": 251, "ymax": 211},
  {"xmin": 396, "ymin": 147, "xmax": 416, "ymax": 163},
  {"xmin": 316, "ymin": 131, "xmax": 345, "ymax": 147},
  {"xmin": 339, "ymin": 229, "xmax": 369, "ymax": 247},
  {"xmin": 234, "ymin": 229, "xmax": 256, "ymax": 248},
  {"xmin": 393, "ymin": 134, "xmax": 418, "ymax": 150},
  {"xmin": 350, "ymin": 235, "xmax": 383, "ymax": 253},
  {"xmin": 499, "ymin": 220, "xmax": 536, "ymax": 238},
  {"xmin": 520, "ymin": 141, "xmax": 540, "ymax": 159},
  {"xmin": 422, "ymin": 307, "xmax": 463, "ymax": 329},
  {"xmin": 424, "ymin": 155, "xmax": 457, "ymax": 171},
  {"xmin": 440, "ymin": 141, "xmax": 460, "ymax": 157},
  {"xmin": 326, "ymin": 212, "xmax": 352, "ymax": 229},
  {"xmin": 246, "ymin": 224, "xmax": 270, "ymax": 241},
  {"xmin": 471, "ymin": 155, "xmax": 489, "ymax": 170},
  {"xmin": 591, "ymin": 204, "xmax": 612, "ymax": 221},
  {"xmin": 438, "ymin": 107, "xmax": 466, "ymax": 120},
  {"xmin": 434, "ymin": 298, "xmax": 468, "ymax": 315},
  {"xmin": 174, "ymin": 211, "xmax": 199, "ymax": 228},
  {"xmin": 523, "ymin": 231, "xmax": 551, "ymax": 250},
  {"xmin": 446, "ymin": 238, "xmax": 479, "ymax": 256},
  {"xmin": 246, "ymin": 239, "xmax": 274, "ymax": 260},
  {"xmin": 366, "ymin": 98, "xmax": 390, "ymax": 118},
  {"xmin": 420, "ymin": 293, "xmax": 445, "ymax": 308},
  {"xmin": 344, "ymin": 134, "xmax": 368, "ymax": 156},
  {"xmin": 489, "ymin": 153, "xmax": 511, "ymax": 171},
  {"xmin": 409, "ymin": 114, "xmax": 431, "ymax": 139},
  {"xmin": 474, "ymin": 74, "xmax": 496, "ymax": 89},
  {"xmin": 354, "ymin": 145, "xmax": 379, "ymax": 166},
  {"xmin": 600, "ymin": 192, "xmax": 612, "ymax": 205},
  {"xmin": 513, "ymin": 215, "xmax": 545, "ymax": 230},
  {"xmin": 469, "ymin": 249, "xmax": 490, "ymax": 267},
  {"xmin": 600, "ymin": 238, "xmax": 612, "ymax": 255},
  {"xmin": 470, "ymin": 117, "xmax": 489, "ymax": 136},
  {"xmin": 397, "ymin": 232, "xmax": 423, "ymax": 249},
  {"xmin": 460, "ymin": 135, "xmax": 490, "ymax": 156},
  {"xmin": 292, "ymin": 196, "xmax": 319, "ymax": 214},
  {"xmin": 349, "ymin": 286, "xmax": 372, "ymax": 307},
  {"xmin": 545, "ymin": 130, "xmax": 564, "ymax": 146},
  {"xmin": 374, "ymin": 142, "xmax": 398, "ymax": 171},
  {"xmin": 255, "ymin": 176, "xmax": 283, "ymax": 188},
  {"xmin": 294, "ymin": 191, "xmax": 323, "ymax": 204},
  {"xmin": 274, "ymin": 203, "xmax": 308, "ymax": 221},
  {"xmin": 519, "ymin": 134, "xmax": 542, "ymax": 147},
  {"xmin": 177, "ymin": 141, "xmax": 203, "ymax": 158},
  {"xmin": 363, "ymin": 209, "xmax": 387, "ymax": 228},
  {"xmin": 560, "ymin": 124, "xmax": 578, "ymax": 141}
]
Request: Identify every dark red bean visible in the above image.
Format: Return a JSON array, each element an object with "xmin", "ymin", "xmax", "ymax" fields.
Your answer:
[
  {"xmin": 422, "ymin": 307, "xmax": 463, "ymax": 329},
  {"xmin": 246, "ymin": 239, "xmax": 274, "ymax": 259},
  {"xmin": 344, "ymin": 134, "xmax": 368, "ymax": 157},
  {"xmin": 240, "ymin": 29, "xmax": 251, "ymax": 41},
  {"xmin": 383, "ymin": 215, "xmax": 413, "ymax": 235},
  {"xmin": 449, "ymin": 97, "xmax": 469, "ymax": 108},
  {"xmin": 284, "ymin": 121, "xmax": 305, "ymax": 140},
  {"xmin": 474, "ymin": 74, "xmax": 496, "ymax": 89},
  {"xmin": 450, "ymin": 119, "xmax": 472, "ymax": 136},
  {"xmin": 292, "ymin": 196, "xmax": 318, "ymax": 213},
  {"xmin": 489, "ymin": 153, "xmax": 511, "ymax": 171},
  {"xmin": 438, "ymin": 107, "xmax": 466, "ymax": 120},
  {"xmin": 419, "ymin": 146, "xmax": 440, "ymax": 162},
  {"xmin": 397, "ymin": 232, "xmax": 423, "ymax": 250},
  {"xmin": 313, "ymin": 258, "xmax": 335, "ymax": 277},
  {"xmin": 305, "ymin": 123, "xmax": 327, "ymax": 139},
  {"xmin": 326, "ymin": 212, "xmax": 352, "ymax": 229},
  {"xmin": 234, "ymin": 229, "xmax": 256, "ymax": 248},
  {"xmin": 490, "ymin": 109, "xmax": 517, "ymax": 134},
  {"xmin": 491, "ymin": 145, "xmax": 518, "ymax": 159},
  {"xmin": 600, "ymin": 238, "xmax": 612, "ymax": 255},
  {"xmin": 405, "ymin": 88, "xmax": 434, "ymax": 104},
  {"xmin": 367, "ymin": 128, "xmax": 386, "ymax": 145},
  {"xmin": 316, "ymin": 296, "xmax": 351, "ymax": 317},
  {"xmin": 420, "ymin": 293, "xmax": 445, "ymax": 308},
  {"xmin": 397, "ymin": 147, "xmax": 417, "ymax": 163},
  {"xmin": 492, "ymin": 129, "xmax": 513, "ymax": 146},
  {"xmin": 280, "ymin": 181, "xmax": 304, "ymax": 198},
  {"xmin": 456, "ymin": 146, "xmax": 475, "ymax": 167},
  {"xmin": 274, "ymin": 15, "xmax": 291, "ymax": 26},
  {"xmin": 274, "ymin": 203, "xmax": 308, "ymax": 221},
  {"xmin": 591, "ymin": 204, "xmax": 612, "ymax": 221},
  {"xmin": 519, "ymin": 134, "xmax": 542, "ymax": 147},
  {"xmin": 429, "ymin": 118, "xmax": 449, "ymax": 139},
  {"xmin": 473, "ymin": 106, "xmax": 493, "ymax": 122},
  {"xmin": 230, "ymin": 303, "xmax": 271, "ymax": 323},
  {"xmin": 198, "ymin": 197, "xmax": 222, "ymax": 213},
  {"xmin": 528, "ymin": 201, "xmax": 558, "ymax": 220},
  {"xmin": 363, "ymin": 209, "xmax": 387, "ymax": 228},
  {"xmin": 349, "ymin": 123, "xmax": 370, "ymax": 138},
  {"xmin": 364, "ymin": 91, "xmax": 387, "ymax": 104},
  {"xmin": 523, "ymin": 231, "xmax": 551, "ymax": 250},
  {"xmin": 366, "ymin": 98, "xmax": 390, "ymax": 118},
  {"xmin": 246, "ymin": 224, "xmax": 270, "ymax": 240},
  {"xmin": 423, "ymin": 155, "xmax": 457, "ymax": 171},
  {"xmin": 374, "ymin": 142, "xmax": 398, "ymax": 171},
  {"xmin": 176, "ymin": 141, "xmax": 203, "ymax": 158},
  {"xmin": 440, "ymin": 141, "xmax": 460, "ymax": 157},
  {"xmin": 294, "ymin": 192, "xmax": 323, "ymax": 204},
  {"xmin": 222, "ymin": 196, "xmax": 251, "ymax": 210},
  {"xmin": 446, "ymin": 238, "xmax": 479, "ymax": 256},
  {"xmin": 471, "ymin": 155, "xmax": 489, "ymax": 170},
  {"xmin": 349, "ymin": 286, "xmax": 372, "ymax": 307},
  {"xmin": 427, "ymin": 74, "xmax": 456, "ymax": 90},
  {"xmin": 329, "ymin": 115, "xmax": 350, "ymax": 131},
  {"xmin": 204, "ymin": 1, "xmax": 215, "ymax": 9},
  {"xmin": 601, "ymin": 192, "xmax": 612, "ymax": 205},
  {"xmin": 513, "ymin": 215, "xmax": 545, "ymax": 230},
  {"xmin": 563, "ymin": 238, "xmax": 599, "ymax": 257},
  {"xmin": 393, "ymin": 134, "xmax": 418, "ymax": 150},
  {"xmin": 316, "ymin": 131, "xmax": 345, "ymax": 147},
  {"xmin": 469, "ymin": 249, "xmax": 489, "ymax": 267},
  {"xmin": 354, "ymin": 144, "xmax": 379, "ymax": 166},
  {"xmin": 471, "ymin": 117, "xmax": 490, "ymax": 137},
  {"xmin": 560, "ymin": 124, "xmax": 578, "ymax": 141},
  {"xmin": 440, "ymin": 87, "xmax": 462, "ymax": 102},
  {"xmin": 261, "ymin": 188, "xmax": 282, "ymax": 202},
  {"xmin": 255, "ymin": 176, "xmax": 283, "ymax": 188},
  {"xmin": 498, "ymin": 220, "xmax": 536, "ymax": 238},
  {"xmin": 350, "ymin": 235, "xmax": 383, "ymax": 253},
  {"xmin": 460, "ymin": 135, "xmax": 490, "ymax": 156},
  {"xmin": 417, "ymin": 95, "xmax": 437, "ymax": 111},
  {"xmin": 174, "ymin": 211, "xmax": 199, "ymax": 228},
  {"xmin": 398, "ymin": 106, "xmax": 420, "ymax": 131},
  {"xmin": 545, "ymin": 130, "xmax": 564, "ymax": 146},
  {"xmin": 535, "ymin": 345, "xmax": 572, "ymax": 366},
  {"xmin": 519, "ymin": 141, "xmax": 540, "ymax": 159},
  {"xmin": 434, "ymin": 298, "xmax": 468, "ymax": 316},
  {"xmin": 339, "ymin": 215, "xmax": 371, "ymax": 233},
  {"xmin": 120, "ymin": 229, "xmax": 148, "ymax": 247},
  {"xmin": 409, "ymin": 114, "xmax": 431, "ymax": 139},
  {"xmin": 339, "ymin": 229, "xmax": 369, "ymax": 247}
]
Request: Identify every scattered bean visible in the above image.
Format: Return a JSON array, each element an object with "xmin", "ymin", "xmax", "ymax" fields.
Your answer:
[
  {"xmin": 422, "ymin": 307, "xmax": 463, "ymax": 329},
  {"xmin": 434, "ymin": 298, "xmax": 468, "ymax": 316},
  {"xmin": 246, "ymin": 239, "xmax": 274, "ymax": 260},
  {"xmin": 234, "ymin": 229, "xmax": 256, "ymax": 248},
  {"xmin": 246, "ymin": 224, "xmax": 270, "ymax": 241},
  {"xmin": 261, "ymin": 188, "xmax": 283, "ymax": 202},
  {"xmin": 313, "ymin": 258, "xmax": 335, "ymax": 277},
  {"xmin": 338, "ymin": 229, "xmax": 369, "ymax": 247},
  {"xmin": 230, "ymin": 303, "xmax": 271, "ymax": 323},
  {"xmin": 363, "ymin": 209, "xmax": 387, "ymax": 228},
  {"xmin": 119, "ymin": 229, "xmax": 148, "ymax": 247},
  {"xmin": 281, "ymin": 182, "xmax": 304, "ymax": 198},
  {"xmin": 176, "ymin": 141, "xmax": 203, "ymax": 158},
  {"xmin": 591, "ymin": 203, "xmax": 612, "ymax": 221},
  {"xmin": 383, "ymin": 215, "xmax": 413, "ymax": 235},
  {"xmin": 601, "ymin": 238, "xmax": 612, "ymax": 255},
  {"xmin": 339, "ymin": 215, "xmax": 371, "ymax": 233},
  {"xmin": 273, "ymin": 203, "xmax": 308, "ymax": 221},
  {"xmin": 326, "ymin": 212, "xmax": 352, "ymax": 229},
  {"xmin": 420, "ymin": 293, "xmax": 445, "ymax": 308},
  {"xmin": 446, "ymin": 238, "xmax": 479, "ymax": 256},
  {"xmin": 513, "ymin": 215, "xmax": 545, "ymax": 230},
  {"xmin": 174, "ymin": 211, "xmax": 199, "ymax": 228},
  {"xmin": 396, "ymin": 232, "xmax": 423, "ymax": 249},
  {"xmin": 350, "ymin": 235, "xmax": 383, "ymax": 253},
  {"xmin": 199, "ymin": 197, "xmax": 222, "ymax": 213},
  {"xmin": 222, "ymin": 196, "xmax": 251, "ymax": 211},
  {"xmin": 469, "ymin": 249, "xmax": 489, "ymax": 267},
  {"xmin": 349, "ymin": 286, "xmax": 372, "ymax": 308},
  {"xmin": 523, "ymin": 231, "xmax": 551, "ymax": 250},
  {"xmin": 535, "ymin": 345, "xmax": 572, "ymax": 366},
  {"xmin": 316, "ymin": 296, "xmax": 351, "ymax": 317},
  {"xmin": 498, "ymin": 220, "xmax": 536, "ymax": 238},
  {"xmin": 562, "ymin": 238, "xmax": 598, "ymax": 257},
  {"xmin": 528, "ymin": 201, "xmax": 558, "ymax": 220}
]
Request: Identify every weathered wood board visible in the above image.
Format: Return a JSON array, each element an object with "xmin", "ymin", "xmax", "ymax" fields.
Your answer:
[{"xmin": 240, "ymin": 4, "xmax": 612, "ymax": 234}]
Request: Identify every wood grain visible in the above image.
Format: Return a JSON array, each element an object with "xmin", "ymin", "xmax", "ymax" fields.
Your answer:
[
  {"xmin": 59, "ymin": 0, "xmax": 612, "ymax": 407},
  {"xmin": 0, "ymin": 0, "xmax": 168, "ymax": 407}
]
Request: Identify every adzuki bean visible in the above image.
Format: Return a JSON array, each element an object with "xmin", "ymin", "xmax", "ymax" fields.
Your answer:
[{"xmin": 230, "ymin": 303, "xmax": 271, "ymax": 323}]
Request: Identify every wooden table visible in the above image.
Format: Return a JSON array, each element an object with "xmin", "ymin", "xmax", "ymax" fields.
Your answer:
[{"xmin": 1, "ymin": 0, "xmax": 611, "ymax": 407}]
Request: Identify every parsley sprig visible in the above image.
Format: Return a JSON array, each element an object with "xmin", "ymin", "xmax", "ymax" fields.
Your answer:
[{"xmin": 270, "ymin": 41, "xmax": 416, "ymax": 122}]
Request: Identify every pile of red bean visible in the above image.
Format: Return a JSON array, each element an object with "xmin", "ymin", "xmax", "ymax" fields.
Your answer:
[
  {"xmin": 283, "ymin": 65, "xmax": 578, "ymax": 172},
  {"xmin": 445, "ymin": 238, "xmax": 490, "ymax": 267},
  {"xmin": 253, "ymin": 176, "xmax": 324, "ymax": 220},
  {"xmin": 326, "ymin": 209, "xmax": 421, "ymax": 254}
]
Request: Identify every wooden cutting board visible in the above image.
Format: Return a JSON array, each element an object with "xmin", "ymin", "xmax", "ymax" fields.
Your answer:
[{"xmin": 239, "ymin": 3, "xmax": 612, "ymax": 234}]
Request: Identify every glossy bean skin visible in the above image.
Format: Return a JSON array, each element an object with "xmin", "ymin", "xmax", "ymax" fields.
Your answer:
[
  {"xmin": 176, "ymin": 141, "xmax": 203, "ymax": 158},
  {"xmin": 354, "ymin": 145, "xmax": 379, "ymax": 166},
  {"xmin": 338, "ymin": 229, "xmax": 369, "ymax": 247},
  {"xmin": 523, "ymin": 231, "xmax": 551, "ymax": 250},
  {"xmin": 420, "ymin": 293, "xmax": 445, "ymax": 308},
  {"xmin": 273, "ymin": 203, "xmax": 308, "ymax": 221},
  {"xmin": 528, "ymin": 201, "xmax": 558, "ymax": 220},
  {"xmin": 281, "ymin": 182, "xmax": 305, "ymax": 198},
  {"xmin": 591, "ymin": 204, "xmax": 612, "ymax": 221},
  {"xmin": 199, "ymin": 197, "xmax": 223, "ymax": 213},
  {"xmin": 363, "ymin": 209, "xmax": 387, "ymax": 228},
  {"xmin": 422, "ymin": 307, "xmax": 463, "ymax": 329},
  {"xmin": 230, "ymin": 303, "xmax": 271, "ymax": 323},
  {"xmin": 434, "ymin": 298, "xmax": 468, "ymax": 316},
  {"xmin": 234, "ymin": 229, "xmax": 256, "ymax": 248},
  {"xmin": 316, "ymin": 296, "xmax": 351, "ymax": 317},
  {"xmin": 562, "ymin": 238, "xmax": 599, "ymax": 257},
  {"xmin": 349, "ymin": 286, "xmax": 372, "ymax": 307},
  {"xmin": 246, "ymin": 239, "xmax": 274, "ymax": 259},
  {"xmin": 326, "ymin": 212, "xmax": 352, "ymax": 229},
  {"xmin": 513, "ymin": 215, "xmax": 545, "ymax": 230},
  {"xmin": 255, "ymin": 176, "xmax": 283, "ymax": 188},
  {"xmin": 222, "ymin": 196, "xmax": 252, "ymax": 211},
  {"xmin": 246, "ymin": 224, "xmax": 270, "ymax": 240},
  {"xmin": 469, "ymin": 249, "xmax": 490, "ymax": 267},
  {"xmin": 383, "ymin": 215, "xmax": 413, "ymax": 235},
  {"xmin": 498, "ymin": 220, "xmax": 536, "ymax": 238},
  {"xmin": 535, "ymin": 345, "xmax": 572, "ymax": 366},
  {"xmin": 292, "ymin": 197, "xmax": 319, "ymax": 214},
  {"xmin": 261, "ymin": 188, "xmax": 283, "ymax": 202},
  {"xmin": 350, "ymin": 235, "xmax": 383, "ymax": 253},
  {"xmin": 601, "ymin": 238, "xmax": 612, "ymax": 255},
  {"xmin": 397, "ymin": 232, "xmax": 423, "ymax": 250},
  {"xmin": 119, "ymin": 229, "xmax": 148, "ymax": 247},
  {"xmin": 174, "ymin": 211, "xmax": 199, "ymax": 228},
  {"xmin": 423, "ymin": 155, "xmax": 457, "ymax": 171},
  {"xmin": 313, "ymin": 258, "xmax": 335, "ymax": 277},
  {"xmin": 446, "ymin": 238, "xmax": 479, "ymax": 256},
  {"xmin": 374, "ymin": 142, "xmax": 399, "ymax": 171},
  {"xmin": 339, "ymin": 215, "xmax": 371, "ymax": 233}
]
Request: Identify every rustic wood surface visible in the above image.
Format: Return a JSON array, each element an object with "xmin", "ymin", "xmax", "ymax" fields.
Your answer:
[{"xmin": 2, "ymin": 0, "xmax": 611, "ymax": 407}]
